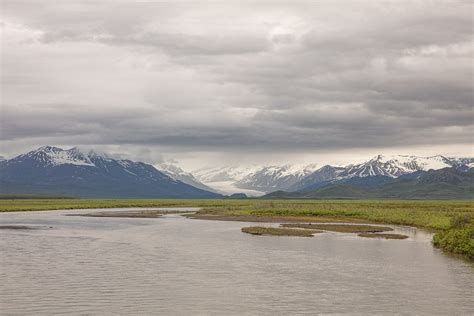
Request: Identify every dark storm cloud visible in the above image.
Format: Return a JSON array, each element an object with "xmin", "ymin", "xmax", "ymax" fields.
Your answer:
[{"xmin": 1, "ymin": 0, "xmax": 473, "ymax": 162}]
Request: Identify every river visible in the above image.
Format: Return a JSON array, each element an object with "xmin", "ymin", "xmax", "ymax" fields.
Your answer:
[{"xmin": 0, "ymin": 208, "xmax": 473, "ymax": 314}]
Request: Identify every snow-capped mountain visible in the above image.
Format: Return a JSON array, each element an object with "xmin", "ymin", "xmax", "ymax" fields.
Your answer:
[
  {"xmin": 14, "ymin": 146, "xmax": 95, "ymax": 167},
  {"xmin": 288, "ymin": 165, "xmax": 346, "ymax": 192},
  {"xmin": 193, "ymin": 166, "xmax": 263, "ymax": 183},
  {"xmin": 2, "ymin": 147, "xmax": 472, "ymax": 197},
  {"xmin": 340, "ymin": 154, "xmax": 452, "ymax": 178},
  {"xmin": 193, "ymin": 164, "xmax": 319, "ymax": 195},
  {"xmin": 192, "ymin": 166, "xmax": 268, "ymax": 196},
  {"xmin": 266, "ymin": 167, "xmax": 474, "ymax": 200},
  {"xmin": 154, "ymin": 162, "xmax": 218, "ymax": 193},
  {"xmin": 192, "ymin": 154, "xmax": 474, "ymax": 195},
  {"xmin": 235, "ymin": 164, "xmax": 319, "ymax": 193},
  {"xmin": 289, "ymin": 154, "xmax": 473, "ymax": 192},
  {"xmin": 0, "ymin": 146, "xmax": 221, "ymax": 199},
  {"xmin": 449, "ymin": 157, "xmax": 474, "ymax": 169}
]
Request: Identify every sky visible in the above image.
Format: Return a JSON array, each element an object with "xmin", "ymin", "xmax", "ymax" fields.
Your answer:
[{"xmin": 1, "ymin": 0, "xmax": 473, "ymax": 170}]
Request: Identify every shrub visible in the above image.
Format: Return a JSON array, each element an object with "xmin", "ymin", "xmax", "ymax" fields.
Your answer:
[{"xmin": 433, "ymin": 227, "xmax": 474, "ymax": 259}]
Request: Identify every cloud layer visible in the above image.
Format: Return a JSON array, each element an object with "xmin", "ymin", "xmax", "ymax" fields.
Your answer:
[{"xmin": 1, "ymin": 0, "xmax": 473, "ymax": 166}]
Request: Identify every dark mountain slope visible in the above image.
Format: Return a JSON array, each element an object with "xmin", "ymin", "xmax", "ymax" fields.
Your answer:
[
  {"xmin": 0, "ymin": 146, "xmax": 221, "ymax": 199},
  {"xmin": 264, "ymin": 167, "xmax": 473, "ymax": 200}
]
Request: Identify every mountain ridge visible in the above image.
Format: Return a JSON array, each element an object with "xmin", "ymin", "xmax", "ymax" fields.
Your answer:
[
  {"xmin": 1, "ymin": 147, "xmax": 472, "ymax": 198},
  {"xmin": 0, "ymin": 146, "xmax": 221, "ymax": 199},
  {"xmin": 264, "ymin": 167, "xmax": 474, "ymax": 200},
  {"xmin": 191, "ymin": 154, "xmax": 473, "ymax": 194}
]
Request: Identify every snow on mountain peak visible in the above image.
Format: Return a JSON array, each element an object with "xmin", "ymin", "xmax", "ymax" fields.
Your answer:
[
  {"xmin": 343, "ymin": 154, "xmax": 452, "ymax": 178},
  {"xmin": 154, "ymin": 162, "xmax": 219, "ymax": 193},
  {"xmin": 155, "ymin": 162, "xmax": 188, "ymax": 176},
  {"xmin": 21, "ymin": 146, "xmax": 95, "ymax": 166},
  {"xmin": 192, "ymin": 163, "xmax": 320, "ymax": 194},
  {"xmin": 35, "ymin": 145, "xmax": 63, "ymax": 154},
  {"xmin": 369, "ymin": 154, "xmax": 451, "ymax": 173},
  {"xmin": 8, "ymin": 146, "xmax": 472, "ymax": 195}
]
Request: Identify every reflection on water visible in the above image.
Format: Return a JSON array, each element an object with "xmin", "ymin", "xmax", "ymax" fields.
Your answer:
[{"xmin": 0, "ymin": 208, "xmax": 473, "ymax": 315}]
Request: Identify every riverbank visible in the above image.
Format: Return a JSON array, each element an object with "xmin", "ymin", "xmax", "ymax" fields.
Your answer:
[
  {"xmin": 0, "ymin": 199, "xmax": 472, "ymax": 259},
  {"xmin": 191, "ymin": 200, "xmax": 473, "ymax": 260}
]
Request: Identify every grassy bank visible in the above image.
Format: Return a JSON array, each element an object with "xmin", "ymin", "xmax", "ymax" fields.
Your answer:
[
  {"xmin": 0, "ymin": 199, "xmax": 251, "ymax": 212},
  {"xmin": 0, "ymin": 199, "xmax": 472, "ymax": 259},
  {"xmin": 432, "ymin": 215, "xmax": 474, "ymax": 259},
  {"xmin": 195, "ymin": 200, "xmax": 473, "ymax": 259}
]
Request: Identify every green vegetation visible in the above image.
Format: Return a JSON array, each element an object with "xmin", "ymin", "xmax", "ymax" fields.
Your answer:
[
  {"xmin": 0, "ymin": 199, "xmax": 250, "ymax": 212},
  {"xmin": 433, "ymin": 216, "xmax": 474, "ymax": 259},
  {"xmin": 241, "ymin": 226, "xmax": 319, "ymax": 237},
  {"xmin": 0, "ymin": 199, "xmax": 472, "ymax": 259},
  {"xmin": 194, "ymin": 200, "xmax": 473, "ymax": 231},
  {"xmin": 194, "ymin": 199, "xmax": 473, "ymax": 259},
  {"xmin": 358, "ymin": 233, "xmax": 408, "ymax": 239},
  {"xmin": 243, "ymin": 224, "xmax": 407, "ymax": 239},
  {"xmin": 281, "ymin": 223, "xmax": 393, "ymax": 233}
]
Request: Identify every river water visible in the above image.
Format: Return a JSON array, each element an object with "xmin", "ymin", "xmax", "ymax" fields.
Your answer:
[{"xmin": 0, "ymin": 208, "xmax": 473, "ymax": 315}]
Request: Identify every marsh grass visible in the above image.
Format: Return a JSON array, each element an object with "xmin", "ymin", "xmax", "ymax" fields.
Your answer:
[
  {"xmin": 358, "ymin": 233, "xmax": 408, "ymax": 239},
  {"xmin": 0, "ymin": 199, "xmax": 251, "ymax": 212},
  {"xmin": 241, "ymin": 226, "xmax": 320, "ymax": 237},
  {"xmin": 280, "ymin": 223, "xmax": 393, "ymax": 233},
  {"xmin": 196, "ymin": 200, "xmax": 473, "ymax": 231}
]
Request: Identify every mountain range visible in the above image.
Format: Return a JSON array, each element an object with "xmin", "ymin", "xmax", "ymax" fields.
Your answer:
[
  {"xmin": 0, "ymin": 147, "xmax": 472, "ymax": 199},
  {"xmin": 191, "ymin": 154, "xmax": 473, "ymax": 196},
  {"xmin": 265, "ymin": 167, "xmax": 474, "ymax": 200},
  {"xmin": 0, "ymin": 146, "xmax": 221, "ymax": 199},
  {"xmin": 192, "ymin": 164, "xmax": 319, "ymax": 195}
]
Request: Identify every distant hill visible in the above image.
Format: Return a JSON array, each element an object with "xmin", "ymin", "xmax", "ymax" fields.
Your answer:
[
  {"xmin": 264, "ymin": 167, "xmax": 474, "ymax": 200},
  {"xmin": 224, "ymin": 193, "xmax": 248, "ymax": 199},
  {"xmin": 0, "ymin": 146, "xmax": 222, "ymax": 199}
]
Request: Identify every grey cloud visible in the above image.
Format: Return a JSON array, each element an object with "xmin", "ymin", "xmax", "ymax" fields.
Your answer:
[
  {"xmin": 40, "ymin": 30, "xmax": 270, "ymax": 56},
  {"xmin": 1, "ymin": 0, "xmax": 473, "ymax": 164}
]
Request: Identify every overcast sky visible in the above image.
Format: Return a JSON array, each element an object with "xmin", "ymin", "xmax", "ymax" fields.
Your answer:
[{"xmin": 1, "ymin": 0, "xmax": 473, "ymax": 169}]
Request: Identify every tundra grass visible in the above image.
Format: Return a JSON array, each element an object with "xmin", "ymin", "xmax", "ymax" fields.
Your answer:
[{"xmin": 0, "ymin": 199, "xmax": 252, "ymax": 212}]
